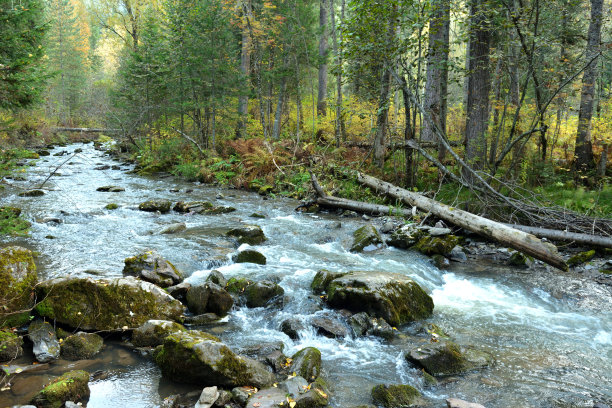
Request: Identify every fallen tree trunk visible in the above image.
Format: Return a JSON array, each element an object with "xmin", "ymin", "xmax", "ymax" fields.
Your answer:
[
  {"xmin": 51, "ymin": 127, "xmax": 120, "ymax": 133},
  {"xmin": 504, "ymin": 224, "xmax": 612, "ymax": 248},
  {"xmin": 357, "ymin": 172, "xmax": 569, "ymax": 271}
]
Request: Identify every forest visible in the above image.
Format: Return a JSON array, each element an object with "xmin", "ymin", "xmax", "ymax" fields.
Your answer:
[{"xmin": 2, "ymin": 0, "xmax": 612, "ymax": 226}]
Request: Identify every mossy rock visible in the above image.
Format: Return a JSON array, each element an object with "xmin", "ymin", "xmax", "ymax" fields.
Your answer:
[
  {"xmin": 234, "ymin": 249, "xmax": 267, "ymax": 265},
  {"xmin": 139, "ymin": 199, "xmax": 172, "ymax": 213},
  {"xmin": 311, "ymin": 270, "xmax": 347, "ymax": 295},
  {"xmin": 371, "ymin": 384, "xmax": 422, "ymax": 408},
  {"xmin": 244, "ymin": 281, "xmax": 284, "ymax": 308},
  {"xmin": 567, "ymin": 250, "xmax": 596, "ymax": 267},
  {"xmin": 0, "ymin": 329, "xmax": 24, "ymax": 362},
  {"xmin": 61, "ymin": 332, "xmax": 104, "ymax": 360},
  {"xmin": 186, "ymin": 283, "xmax": 234, "ymax": 317},
  {"xmin": 30, "ymin": 370, "xmax": 90, "ymax": 408},
  {"xmin": 173, "ymin": 201, "xmax": 214, "ymax": 213},
  {"xmin": 406, "ymin": 341, "xmax": 492, "ymax": 376},
  {"xmin": 387, "ymin": 225, "xmax": 427, "ymax": 249},
  {"xmin": 153, "ymin": 330, "xmax": 275, "ymax": 387},
  {"xmin": 508, "ymin": 251, "xmax": 533, "ymax": 268},
  {"xmin": 18, "ymin": 189, "xmax": 45, "ymax": 197},
  {"xmin": 290, "ymin": 347, "xmax": 322, "ymax": 381},
  {"xmin": 226, "ymin": 277, "xmax": 253, "ymax": 294},
  {"xmin": 226, "ymin": 225, "xmax": 267, "ymax": 245},
  {"xmin": 123, "ymin": 250, "xmax": 183, "ymax": 288},
  {"xmin": 104, "ymin": 203, "xmax": 119, "ymax": 210},
  {"xmin": 35, "ymin": 276, "xmax": 185, "ymax": 331},
  {"xmin": 0, "ymin": 246, "xmax": 37, "ymax": 327},
  {"xmin": 0, "ymin": 206, "xmax": 30, "ymax": 236},
  {"xmin": 350, "ymin": 225, "xmax": 383, "ymax": 253},
  {"xmin": 290, "ymin": 377, "xmax": 330, "ymax": 408},
  {"xmin": 414, "ymin": 235, "xmax": 460, "ymax": 256},
  {"xmin": 132, "ymin": 320, "xmax": 186, "ymax": 347},
  {"xmin": 325, "ymin": 271, "xmax": 434, "ymax": 326}
]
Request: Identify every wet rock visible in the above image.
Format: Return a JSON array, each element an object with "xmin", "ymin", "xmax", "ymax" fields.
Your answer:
[
  {"xmin": 427, "ymin": 227, "xmax": 452, "ymax": 236},
  {"xmin": 234, "ymin": 249, "xmax": 267, "ymax": 265},
  {"xmin": 371, "ymin": 384, "xmax": 423, "ymax": 408},
  {"xmin": 132, "ymin": 320, "xmax": 186, "ymax": 347},
  {"xmin": 250, "ymin": 213, "xmax": 266, "ymax": 219},
  {"xmin": 449, "ymin": 246, "xmax": 467, "ymax": 262},
  {"xmin": 323, "ymin": 271, "xmax": 434, "ymax": 326},
  {"xmin": 123, "ymin": 250, "xmax": 184, "ymax": 288},
  {"xmin": 30, "ymin": 370, "xmax": 90, "ymax": 408},
  {"xmin": 232, "ymin": 386, "xmax": 256, "ymax": 405},
  {"xmin": 0, "ymin": 330, "xmax": 23, "ymax": 362},
  {"xmin": 446, "ymin": 398, "xmax": 487, "ymax": 408},
  {"xmin": 158, "ymin": 222, "xmax": 187, "ymax": 235},
  {"xmin": 311, "ymin": 270, "xmax": 347, "ymax": 295},
  {"xmin": 0, "ymin": 246, "xmax": 37, "ymax": 327},
  {"xmin": 153, "ymin": 330, "xmax": 275, "ymax": 388},
  {"xmin": 105, "ymin": 203, "xmax": 119, "ymax": 210},
  {"xmin": 226, "ymin": 225, "xmax": 266, "ymax": 245},
  {"xmin": 380, "ymin": 221, "xmax": 397, "ymax": 234},
  {"xmin": 139, "ymin": 199, "xmax": 172, "ymax": 213},
  {"xmin": 38, "ymin": 150, "xmax": 51, "ymax": 156},
  {"xmin": 184, "ymin": 313, "xmax": 223, "ymax": 325},
  {"xmin": 173, "ymin": 201, "xmax": 236, "ymax": 215},
  {"xmin": 508, "ymin": 251, "xmax": 533, "ymax": 268},
  {"xmin": 195, "ymin": 386, "xmax": 220, "ymax": 408},
  {"xmin": 350, "ymin": 225, "xmax": 383, "ymax": 252},
  {"xmin": 406, "ymin": 341, "xmax": 492, "ymax": 376},
  {"xmin": 28, "ymin": 320, "xmax": 60, "ymax": 363},
  {"xmin": 349, "ymin": 312, "xmax": 394, "ymax": 340},
  {"xmin": 280, "ymin": 318, "xmax": 306, "ymax": 340},
  {"xmin": 414, "ymin": 235, "xmax": 460, "ymax": 256},
  {"xmin": 432, "ymin": 254, "xmax": 451, "ymax": 269},
  {"xmin": 310, "ymin": 316, "xmax": 350, "ymax": 339},
  {"xmin": 386, "ymin": 224, "xmax": 426, "ymax": 249},
  {"xmin": 96, "ymin": 185, "xmax": 125, "ymax": 192},
  {"xmin": 567, "ymin": 250, "xmax": 596, "ymax": 267},
  {"xmin": 35, "ymin": 276, "xmax": 185, "ymax": 331},
  {"xmin": 206, "ymin": 270, "xmax": 228, "ymax": 287},
  {"xmin": 225, "ymin": 277, "xmax": 252, "ymax": 295},
  {"xmin": 61, "ymin": 332, "xmax": 104, "ymax": 360},
  {"xmin": 215, "ymin": 390, "xmax": 233, "ymax": 406},
  {"xmin": 166, "ymin": 281, "xmax": 191, "ymax": 300},
  {"xmin": 94, "ymin": 164, "xmax": 111, "ymax": 170},
  {"xmin": 290, "ymin": 347, "xmax": 321, "ymax": 381},
  {"xmin": 186, "ymin": 282, "xmax": 234, "ymax": 317},
  {"xmin": 41, "ymin": 217, "xmax": 62, "ymax": 224},
  {"xmin": 245, "ymin": 386, "xmax": 287, "ymax": 408},
  {"xmin": 245, "ymin": 281, "xmax": 284, "ymax": 308},
  {"xmin": 18, "ymin": 189, "xmax": 45, "ymax": 197}
]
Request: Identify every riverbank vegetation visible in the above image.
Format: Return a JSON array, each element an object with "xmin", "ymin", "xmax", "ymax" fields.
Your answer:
[{"xmin": 1, "ymin": 0, "xmax": 611, "ymax": 226}]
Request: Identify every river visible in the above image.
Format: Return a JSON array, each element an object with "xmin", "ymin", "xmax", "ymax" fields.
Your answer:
[{"xmin": 1, "ymin": 142, "xmax": 611, "ymax": 407}]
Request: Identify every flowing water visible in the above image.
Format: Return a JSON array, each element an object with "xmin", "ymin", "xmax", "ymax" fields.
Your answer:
[{"xmin": 1, "ymin": 142, "xmax": 611, "ymax": 408}]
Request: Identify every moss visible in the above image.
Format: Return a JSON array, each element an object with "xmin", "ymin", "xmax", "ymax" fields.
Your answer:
[
  {"xmin": 413, "ymin": 235, "xmax": 459, "ymax": 256},
  {"xmin": 61, "ymin": 332, "xmax": 104, "ymax": 360},
  {"xmin": 291, "ymin": 347, "xmax": 322, "ymax": 381},
  {"xmin": 567, "ymin": 250, "xmax": 596, "ymax": 267},
  {"xmin": 226, "ymin": 277, "xmax": 252, "ymax": 294},
  {"xmin": 0, "ymin": 329, "xmax": 23, "ymax": 362},
  {"xmin": 508, "ymin": 251, "xmax": 533, "ymax": 268},
  {"xmin": 371, "ymin": 384, "xmax": 421, "ymax": 408},
  {"xmin": 234, "ymin": 250, "xmax": 267, "ymax": 265},
  {"xmin": 105, "ymin": 203, "xmax": 119, "ymax": 210},
  {"xmin": 0, "ymin": 206, "xmax": 30, "ymax": 236},
  {"xmin": 311, "ymin": 270, "xmax": 346, "ymax": 295},
  {"xmin": 31, "ymin": 370, "xmax": 90, "ymax": 408},
  {"xmin": 0, "ymin": 246, "xmax": 37, "ymax": 328},
  {"xmin": 216, "ymin": 346, "xmax": 251, "ymax": 385},
  {"xmin": 350, "ymin": 225, "xmax": 382, "ymax": 253}
]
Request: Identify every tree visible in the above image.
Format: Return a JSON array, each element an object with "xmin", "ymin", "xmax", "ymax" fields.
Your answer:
[
  {"xmin": 317, "ymin": 0, "xmax": 329, "ymax": 117},
  {"xmin": 0, "ymin": 0, "xmax": 47, "ymax": 110}
]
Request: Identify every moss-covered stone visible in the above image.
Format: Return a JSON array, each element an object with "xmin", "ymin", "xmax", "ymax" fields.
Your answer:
[
  {"xmin": 132, "ymin": 320, "xmax": 186, "ymax": 347},
  {"xmin": 293, "ymin": 377, "xmax": 330, "ymax": 408},
  {"xmin": 61, "ymin": 332, "xmax": 104, "ymax": 360},
  {"xmin": 123, "ymin": 250, "xmax": 184, "ymax": 288},
  {"xmin": 244, "ymin": 281, "xmax": 284, "ymax": 308},
  {"xmin": 310, "ymin": 270, "xmax": 347, "ymax": 295},
  {"xmin": 508, "ymin": 251, "xmax": 533, "ymax": 268},
  {"xmin": 226, "ymin": 277, "xmax": 252, "ymax": 294},
  {"xmin": 18, "ymin": 189, "xmax": 45, "ymax": 197},
  {"xmin": 35, "ymin": 276, "xmax": 185, "ymax": 331},
  {"xmin": 325, "ymin": 271, "xmax": 434, "ymax": 326},
  {"xmin": 139, "ymin": 199, "xmax": 172, "ymax": 213},
  {"xmin": 290, "ymin": 347, "xmax": 321, "ymax": 381},
  {"xmin": 387, "ymin": 225, "xmax": 427, "ymax": 249},
  {"xmin": 153, "ymin": 330, "xmax": 274, "ymax": 387},
  {"xmin": 371, "ymin": 384, "xmax": 422, "ymax": 408},
  {"xmin": 350, "ymin": 225, "xmax": 383, "ymax": 253},
  {"xmin": 0, "ymin": 246, "xmax": 37, "ymax": 327},
  {"xmin": 104, "ymin": 203, "xmax": 119, "ymax": 210},
  {"xmin": 0, "ymin": 206, "xmax": 31, "ymax": 236},
  {"xmin": 234, "ymin": 249, "xmax": 267, "ymax": 265},
  {"xmin": 567, "ymin": 250, "xmax": 596, "ymax": 267},
  {"xmin": 226, "ymin": 225, "xmax": 267, "ymax": 245},
  {"xmin": 414, "ymin": 235, "xmax": 460, "ymax": 256},
  {"xmin": 173, "ymin": 200, "xmax": 235, "ymax": 215},
  {"xmin": 30, "ymin": 370, "xmax": 90, "ymax": 408},
  {"xmin": 186, "ymin": 283, "xmax": 234, "ymax": 317},
  {"xmin": 0, "ymin": 329, "xmax": 24, "ymax": 362},
  {"xmin": 406, "ymin": 341, "xmax": 492, "ymax": 376},
  {"xmin": 432, "ymin": 254, "xmax": 450, "ymax": 269}
]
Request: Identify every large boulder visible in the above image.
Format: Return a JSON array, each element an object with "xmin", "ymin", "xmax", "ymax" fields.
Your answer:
[
  {"xmin": 30, "ymin": 370, "xmax": 90, "ymax": 408},
  {"xmin": 123, "ymin": 250, "xmax": 183, "ymax": 288},
  {"xmin": 350, "ymin": 225, "xmax": 383, "ymax": 253},
  {"xmin": 186, "ymin": 283, "xmax": 234, "ymax": 317},
  {"xmin": 320, "ymin": 271, "xmax": 434, "ymax": 326},
  {"xmin": 245, "ymin": 281, "xmax": 284, "ymax": 308},
  {"xmin": 139, "ymin": 199, "xmax": 172, "ymax": 213},
  {"xmin": 28, "ymin": 320, "xmax": 60, "ymax": 363},
  {"xmin": 61, "ymin": 332, "xmax": 104, "ymax": 360},
  {"xmin": 226, "ymin": 225, "xmax": 266, "ymax": 245},
  {"xmin": 0, "ymin": 246, "xmax": 37, "ymax": 327},
  {"xmin": 311, "ymin": 270, "xmax": 347, "ymax": 295},
  {"xmin": 0, "ymin": 330, "xmax": 23, "ymax": 362},
  {"xmin": 35, "ymin": 276, "xmax": 185, "ymax": 331},
  {"xmin": 371, "ymin": 384, "xmax": 424, "ymax": 408},
  {"xmin": 290, "ymin": 347, "xmax": 321, "ymax": 381},
  {"xmin": 406, "ymin": 341, "xmax": 492, "ymax": 376},
  {"xmin": 132, "ymin": 320, "xmax": 186, "ymax": 347},
  {"xmin": 153, "ymin": 330, "xmax": 275, "ymax": 388}
]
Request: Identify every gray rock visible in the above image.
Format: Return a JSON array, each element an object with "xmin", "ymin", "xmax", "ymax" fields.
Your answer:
[
  {"xmin": 311, "ymin": 270, "xmax": 347, "ymax": 295},
  {"xmin": 61, "ymin": 332, "xmax": 104, "ymax": 360},
  {"xmin": 310, "ymin": 316, "xmax": 350, "ymax": 339},
  {"xmin": 234, "ymin": 249, "xmax": 267, "ymax": 265},
  {"xmin": 123, "ymin": 250, "xmax": 184, "ymax": 288},
  {"xmin": 96, "ymin": 185, "xmax": 125, "ymax": 192},
  {"xmin": 41, "ymin": 217, "xmax": 62, "ymax": 224},
  {"xmin": 64, "ymin": 401, "xmax": 80, "ymax": 408},
  {"xmin": 280, "ymin": 318, "xmax": 306, "ymax": 340},
  {"xmin": 27, "ymin": 320, "xmax": 60, "ymax": 363},
  {"xmin": 350, "ymin": 225, "xmax": 383, "ymax": 252},
  {"xmin": 18, "ymin": 189, "xmax": 45, "ymax": 197},
  {"xmin": 349, "ymin": 312, "xmax": 394, "ymax": 339},
  {"xmin": 386, "ymin": 224, "xmax": 426, "ymax": 249},
  {"xmin": 184, "ymin": 313, "xmax": 223, "ymax": 325},
  {"xmin": 226, "ymin": 225, "xmax": 267, "ymax": 245},
  {"xmin": 245, "ymin": 387, "xmax": 287, "ymax": 408},
  {"xmin": 186, "ymin": 282, "xmax": 234, "ymax": 317},
  {"xmin": 380, "ymin": 221, "xmax": 396, "ymax": 234},
  {"xmin": 166, "ymin": 281, "xmax": 191, "ymax": 300},
  {"xmin": 194, "ymin": 386, "xmax": 220, "ymax": 408},
  {"xmin": 290, "ymin": 347, "xmax": 321, "ymax": 381},
  {"xmin": 245, "ymin": 281, "xmax": 284, "ymax": 308},
  {"xmin": 281, "ymin": 376, "xmax": 309, "ymax": 399},
  {"xmin": 428, "ymin": 227, "xmax": 452, "ymax": 236},
  {"xmin": 132, "ymin": 320, "xmax": 186, "ymax": 347},
  {"xmin": 158, "ymin": 222, "xmax": 187, "ymax": 234},
  {"xmin": 139, "ymin": 199, "xmax": 172, "ymax": 213},
  {"xmin": 206, "ymin": 270, "xmax": 227, "ymax": 287},
  {"xmin": 449, "ymin": 246, "xmax": 467, "ymax": 262},
  {"xmin": 232, "ymin": 387, "xmax": 255, "ymax": 405},
  {"xmin": 446, "ymin": 398, "xmax": 487, "ymax": 408}
]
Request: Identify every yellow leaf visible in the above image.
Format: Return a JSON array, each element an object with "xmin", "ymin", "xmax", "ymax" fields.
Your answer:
[{"xmin": 289, "ymin": 402, "xmax": 296, "ymax": 408}]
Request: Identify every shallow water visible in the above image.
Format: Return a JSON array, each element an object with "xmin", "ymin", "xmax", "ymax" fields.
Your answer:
[{"xmin": 1, "ymin": 142, "xmax": 611, "ymax": 407}]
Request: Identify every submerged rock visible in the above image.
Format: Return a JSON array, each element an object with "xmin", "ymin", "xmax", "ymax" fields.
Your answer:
[
  {"xmin": 310, "ymin": 316, "xmax": 351, "ymax": 339},
  {"xmin": 132, "ymin": 320, "xmax": 186, "ymax": 347},
  {"xmin": 0, "ymin": 246, "xmax": 37, "ymax": 327},
  {"xmin": 139, "ymin": 199, "xmax": 172, "ymax": 213},
  {"xmin": 245, "ymin": 281, "xmax": 284, "ymax": 308},
  {"xmin": 123, "ymin": 250, "xmax": 184, "ymax": 288},
  {"xmin": 18, "ymin": 189, "xmax": 45, "ymax": 197},
  {"xmin": 158, "ymin": 222, "xmax": 187, "ymax": 235},
  {"xmin": 234, "ymin": 249, "xmax": 267, "ymax": 265},
  {"xmin": 61, "ymin": 332, "xmax": 104, "ymax": 360},
  {"xmin": 349, "ymin": 312, "xmax": 395, "ymax": 340},
  {"xmin": 350, "ymin": 225, "xmax": 383, "ymax": 252},
  {"xmin": 406, "ymin": 340, "xmax": 492, "ymax": 376},
  {"xmin": 290, "ymin": 347, "xmax": 321, "ymax": 381},
  {"xmin": 28, "ymin": 320, "xmax": 60, "ymax": 363},
  {"xmin": 371, "ymin": 384, "xmax": 423, "ymax": 408},
  {"xmin": 96, "ymin": 185, "xmax": 125, "ymax": 192},
  {"xmin": 0, "ymin": 330, "xmax": 24, "ymax": 362},
  {"xmin": 30, "ymin": 370, "xmax": 90, "ymax": 408},
  {"xmin": 186, "ymin": 282, "xmax": 234, "ymax": 317},
  {"xmin": 153, "ymin": 330, "xmax": 275, "ymax": 388},
  {"xmin": 173, "ymin": 201, "xmax": 236, "ymax": 215},
  {"xmin": 226, "ymin": 225, "xmax": 267, "ymax": 245},
  {"xmin": 35, "ymin": 276, "xmax": 185, "ymax": 331},
  {"xmin": 321, "ymin": 271, "xmax": 434, "ymax": 326}
]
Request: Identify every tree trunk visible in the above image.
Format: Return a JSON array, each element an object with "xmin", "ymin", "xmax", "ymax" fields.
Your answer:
[
  {"xmin": 357, "ymin": 172, "xmax": 568, "ymax": 271},
  {"xmin": 272, "ymin": 56, "xmax": 289, "ymax": 141},
  {"xmin": 317, "ymin": 0, "xmax": 329, "ymax": 117},
  {"xmin": 236, "ymin": 0, "xmax": 252, "ymax": 139},
  {"xmin": 574, "ymin": 0, "xmax": 604, "ymax": 173},
  {"xmin": 330, "ymin": 0, "xmax": 345, "ymax": 146},
  {"xmin": 464, "ymin": 0, "xmax": 491, "ymax": 179},
  {"xmin": 373, "ymin": 12, "xmax": 395, "ymax": 168}
]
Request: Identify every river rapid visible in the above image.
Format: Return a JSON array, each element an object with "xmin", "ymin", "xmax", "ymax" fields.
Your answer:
[{"xmin": 1, "ymin": 142, "xmax": 611, "ymax": 408}]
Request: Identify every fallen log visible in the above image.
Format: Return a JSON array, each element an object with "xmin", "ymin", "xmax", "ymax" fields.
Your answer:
[
  {"xmin": 51, "ymin": 127, "xmax": 120, "ymax": 133},
  {"xmin": 357, "ymin": 172, "xmax": 569, "ymax": 271},
  {"xmin": 504, "ymin": 224, "xmax": 612, "ymax": 248}
]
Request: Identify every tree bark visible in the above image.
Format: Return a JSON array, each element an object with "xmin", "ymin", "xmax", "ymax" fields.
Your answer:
[
  {"xmin": 574, "ymin": 0, "xmax": 604, "ymax": 173},
  {"xmin": 330, "ymin": 0, "xmax": 345, "ymax": 146},
  {"xmin": 317, "ymin": 0, "xmax": 329, "ymax": 117},
  {"xmin": 272, "ymin": 56, "xmax": 289, "ymax": 140},
  {"xmin": 357, "ymin": 172, "xmax": 568, "ymax": 271},
  {"xmin": 236, "ymin": 0, "xmax": 252, "ymax": 139}
]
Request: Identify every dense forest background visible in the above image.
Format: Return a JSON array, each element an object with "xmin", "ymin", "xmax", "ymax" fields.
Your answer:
[{"xmin": 2, "ymin": 0, "xmax": 612, "ymax": 222}]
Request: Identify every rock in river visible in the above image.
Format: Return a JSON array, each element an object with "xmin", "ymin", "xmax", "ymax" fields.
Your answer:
[
  {"xmin": 316, "ymin": 271, "xmax": 434, "ymax": 326},
  {"xmin": 371, "ymin": 384, "xmax": 424, "ymax": 408},
  {"xmin": 28, "ymin": 320, "xmax": 60, "ymax": 363},
  {"xmin": 132, "ymin": 320, "xmax": 186, "ymax": 347},
  {"xmin": 290, "ymin": 347, "xmax": 321, "ymax": 381},
  {"xmin": 123, "ymin": 250, "xmax": 184, "ymax": 288},
  {"xmin": 244, "ymin": 280, "xmax": 284, "ymax": 308},
  {"xmin": 30, "ymin": 370, "xmax": 90, "ymax": 408},
  {"xmin": 0, "ymin": 330, "xmax": 24, "ymax": 362},
  {"xmin": 406, "ymin": 340, "xmax": 492, "ymax": 376},
  {"xmin": 35, "ymin": 276, "xmax": 185, "ymax": 331},
  {"xmin": 139, "ymin": 198, "xmax": 172, "ymax": 213},
  {"xmin": 61, "ymin": 332, "xmax": 104, "ymax": 360},
  {"xmin": 186, "ymin": 282, "xmax": 234, "ymax": 317},
  {"xmin": 18, "ymin": 189, "xmax": 45, "ymax": 197},
  {"xmin": 226, "ymin": 225, "xmax": 267, "ymax": 245},
  {"xmin": 350, "ymin": 225, "xmax": 383, "ymax": 252},
  {"xmin": 0, "ymin": 246, "xmax": 37, "ymax": 327}
]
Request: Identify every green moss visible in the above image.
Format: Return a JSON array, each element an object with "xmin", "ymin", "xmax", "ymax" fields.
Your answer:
[
  {"xmin": 567, "ymin": 250, "xmax": 596, "ymax": 267},
  {"xmin": 350, "ymin": 225, "xmax": 382, "ymax": 253},
  {"xmin": 414, "ymin": 235, "xmax": 459, "ymax": 256},
  {"xmin": 0, "ymin": 246, "xmax": 37, "ymax": 328},
  {"xmin": 31, "ymin": 370, "xmax": 90, "ymax": 408},
  {"xmin": 0, "ymin": 207, "xmax": 30, "ymax": 236},
  {"xmin": 234, "ymin": 250, "xmax": 266, "ymax": 265},
  {"xmin": 226, "ymin": 277, "xmax": 252, "ymax": 294},
  {"xmin": 508, "ymin": 251, "xmax": 533, "ymax": 268},
  {"xmin": 311, "ymin": 270, "xmax": 346, "ymax": 295},
  {"xmin": 371, "ymin": 384, "xmax": 421, "ymax": 408},
  {"xmin": 216, "ymin": 346, "xmax": 251, "ymax": 385},
  {"xmin": 105, "ymin": 203, "xmax": 119, "ymax": 210}
]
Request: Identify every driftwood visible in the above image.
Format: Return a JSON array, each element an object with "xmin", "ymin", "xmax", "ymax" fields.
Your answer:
[
  {"xmin": 504, "ymin": 224, "xmax": 612, "ymax": 248},
  {"xmin": 51, "ymin": 127, "xmax": 120, "ymax": 133},
  {"xmin": 356, "ymin": 172, "xmax": 569, "ymax": 271}
]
